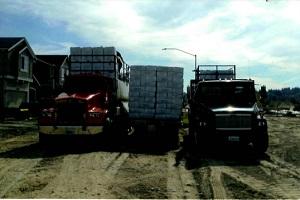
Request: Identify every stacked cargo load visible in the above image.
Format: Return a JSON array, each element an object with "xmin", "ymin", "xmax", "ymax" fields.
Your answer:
[
  {"xmin": 70, "ymin": 46, "xmax": 117, "ymax": 79},
  {"xmin": 69, "ymin": 46, "xmax": 129, "ymax": 106},
  {"xmin": 129, "ymin": 66, "xmax": 157, "ymax": 118},
  {"xmin": 129, "ymin": 65, "xmax": 183, "ymax": 120},
  {"xmin": 156, "ymin": 67, "xmax": 183, "ymax": 120}
]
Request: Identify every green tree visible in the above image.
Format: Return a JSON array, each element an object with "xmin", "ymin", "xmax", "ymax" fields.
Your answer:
[{"xmin": 259, "ymin": 85, "xmax": 268, "ymax": 110}]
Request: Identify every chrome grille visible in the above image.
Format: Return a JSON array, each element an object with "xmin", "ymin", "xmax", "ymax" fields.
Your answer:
[
  {"xmin": 56, "ymin": 100, "xmax": 86, "ymax": 124},
  {"xmin": 215, "ymin": 114, "xmax": 252, "ymax": 130}
]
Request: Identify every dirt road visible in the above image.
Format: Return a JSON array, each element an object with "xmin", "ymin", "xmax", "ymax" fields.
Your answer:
[{"xmin": 0, "ymin": 116, "xmax": 299, "ymax": 199}]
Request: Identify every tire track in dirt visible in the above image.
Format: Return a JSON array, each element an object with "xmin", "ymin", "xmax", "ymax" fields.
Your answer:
[
  {"xmin": 0, "ymin": 158, "xmax": 42, "ymax": 198},
  {"xmin": 259, "ymin": 159, "xmax": 300, "ymax": 198},
  {"xmin": 103, "ymin": 153, "xmax": 129, "ymax": 177},
  {"xmin": 107, "ymin": 153, "xmax": 168, "ymax": 199},
  {"xmin": 261, "ymin": 157, "xmax": 300, "ymax": 179},
  {"xmin": 38, "ymin": 152, "xmax": 129, "ymax": 198},
  {"xmin": 192, "ymin": 166, "xmax": 213, "ymax": 199},
  {"xmin": 12, "ymin": 156, "xmax": 64, "ymax": 198},
  {"xmin": 221, "ymin": 165, "xmax": 300, "ymax": 199},
  {"xmin": 0, "ymin": 156, "xmax": 65, "ymax": 198},
  {"xmin": 196, "ymin": 155, "xmax": 300, "ymax": 199},
  {"xmin": 167, "ymin": 152, "xmax": 199, "ymax": 199},
  {"xmin": 209, "ymin": 166, "xmax": 227, "ymax": 199},
  {"xmin": 0, "ymin": 134, "xmax": 36, "ymax": 153}
]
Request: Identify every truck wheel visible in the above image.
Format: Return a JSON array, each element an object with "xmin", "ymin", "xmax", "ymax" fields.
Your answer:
[
  {"xmin": 170, "ymin": 132, "xmax": 179, "ymax": 149},
  {"xmin": 183, "ymin": 134, "xmax": 196, "ymax": 153},
  {"xmin": 39, "ymin": 133, "xmax": 49, "ymax": 144},
  {"xmin": 252, "ymin": 130, "xmax": 268, "ymax": 155},
  {"xmin": 165, "ymin": 126, "xmax": 179, "ymax": 149}
]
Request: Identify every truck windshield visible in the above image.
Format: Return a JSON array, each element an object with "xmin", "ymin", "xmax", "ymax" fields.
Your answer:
[
  {"xmin": 195, "ymin": 81, "xmax": 256, "ymax": 108},
  {"xmin": 63, "ymin": 76, "xmax": 110, "ymax": 93}
]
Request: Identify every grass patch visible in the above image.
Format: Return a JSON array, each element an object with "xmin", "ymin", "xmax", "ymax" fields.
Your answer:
[{"xmin": 181, "ymin": 112, "xmax": 189, "ymax": 128}]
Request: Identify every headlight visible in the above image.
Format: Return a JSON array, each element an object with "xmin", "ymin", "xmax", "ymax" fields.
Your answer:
[
  {"xmin": 258, "ymin": 121, "xmax": 265, "ymax": 126},
  {"xmin": 42, "ymin": 111, "xmax": 52, "ymax": 117},
  {"xmin": 199, "ymin": 121, "xmax": 207, "ymax": 127}
]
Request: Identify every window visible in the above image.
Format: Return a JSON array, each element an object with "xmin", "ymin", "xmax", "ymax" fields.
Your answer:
[
  {"xmin": 20, "ymin": 55, "xmax": 29, "ymax": 72},
  {"xmin": 60, "ymin": 67, "xmax": 65, "ymax": 83}
]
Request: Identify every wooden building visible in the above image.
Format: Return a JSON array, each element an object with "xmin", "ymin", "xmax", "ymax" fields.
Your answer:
[
  {"xmin": 0, "ymin": 37, "xmax": 35, "ymax": 117},
  {"xmin": 33, "ymin": 55, "xmax": 69, "ymax": 101}
]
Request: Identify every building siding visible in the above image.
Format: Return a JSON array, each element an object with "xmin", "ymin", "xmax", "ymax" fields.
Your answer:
[{"xmin": 0, "ymin": 38, "xmax": 34, "ymax": 112}]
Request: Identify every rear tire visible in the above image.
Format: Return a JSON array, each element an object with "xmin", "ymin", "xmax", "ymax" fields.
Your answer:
[
  {"xmin": 39, "ymin": 132, "xmax": 50, "ymax": 145},
  {"xmin": 162, "ymin": 125, "xmax": 179, "ymax": 150},
  {"xmin": 252, "ymin": 130, "xmax": 268, "ymax": 155},
  {"xmin": 169, "ymin": 129, "xmax": 179, "ymax": 149},
  {"xmin": 183, "ymin": 133, "xmax": 197, "ymax": 153}
]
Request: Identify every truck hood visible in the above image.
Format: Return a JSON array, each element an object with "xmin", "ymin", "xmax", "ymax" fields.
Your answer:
[
  {"xmin": 212, "ymin": 104, "xmax": 260, "ymax": 113},
  {"xmin": 55, "ymin": 92, "xmax": 108, "ymax": 113},
  {"xmin": 55, "ymin": 92, "xmax": 101, "ymax": 101}
]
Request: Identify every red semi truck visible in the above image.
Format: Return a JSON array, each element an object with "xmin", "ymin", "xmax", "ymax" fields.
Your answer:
[{"xmin": 38, "ymin": 47, "xmax": 129, "ymax": 142}]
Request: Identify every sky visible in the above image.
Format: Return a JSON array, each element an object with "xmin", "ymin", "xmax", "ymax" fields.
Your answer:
[{"xmin": 0, "ymin": 0, "xmax": 300, "ymax": 91}]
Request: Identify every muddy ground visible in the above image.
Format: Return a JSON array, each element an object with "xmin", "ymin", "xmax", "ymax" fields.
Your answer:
[{"xmin": 0, "ymin": 116, "xmax": 299, "ymax": 199}]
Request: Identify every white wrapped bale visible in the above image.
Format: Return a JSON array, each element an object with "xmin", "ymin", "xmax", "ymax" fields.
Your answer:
[
  {"xmin": 70, "ymin": 47, "xmax": 82, "ymax": 62},
  {"xmin": 102, "ymin": 71, "xmax": 115, "ymax": 79},
  {"xmin": 129, "ymin": 70, "xmax": 141, "ymax": 87},
  {"xmin": 129, "ymin": 88, "xmax": 139, "ymax": 97},
  {"xmin": 144, "ymin": 97, "xmax": 156, "ymax": 104},
  {"xmin": 104, "ymin": 47, "xmax": 116, "ymax": 62},
  {"xmin": 130, "ymin": 79, "xmax": 140, "ymax": 87},
  {"xmin": 70, "ymin": 47, "xmax": 81, "ymax": 55},
  {"xmin": 82, "ymin": 55, "xmax": 93, "ymax": 62},
  {"xmin": 129, "ymin": 65, "xmax": 183, "ymax": 120},
  {"xmin": 81, "ymin": 47, "xmax": 92, "ymax": 55},
  {"xmin": 70, "ymin": 47, "xmax": 94, "ymax": 63},
  {"xmin": 92, "ymin": 63, "xmax": 103, "ymax": 71},
  {"xmin": 93, "ymin": 47, "xmax": 103, "ymax": 55},
  {"xmin": 70, "ymin": 46, "xmax": 121, "ymax": 75},
  {"xmin": 70, "ymin": 63, "xmax": 81, "ymax": 70},
  {"xmin": 81, "ymin": 63, "xmax": 92, "ymax": 71},
  {"xmin": 70, "ymin": 55, "xmax": 81, "ymax": 62},
  {"xmin": 69, "ymin": 71, "xmax": 81, "ymax": 75},
  {"xmin": 129, "ymin": 65, "xmax": 157, "ymax": 119},
  {"xmin": 103, "ymin": 47, "xmax": 116, "ymax": 55},
  {"xmin": 103, "ymin": 63, "xmax": 115, "ymax": 71},
  {"xmin": 155, "ymin": 66, "xmax": 183, "ymax": 120},
  {"xmin": 92, "ymin": 47, "xmax": 104, "ymax": 62}
]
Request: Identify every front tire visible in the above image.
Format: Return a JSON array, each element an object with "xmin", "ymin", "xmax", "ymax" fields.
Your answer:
[
  {"xmin": 39, "ymin": 132, "xmax": 50, "ymax": 145},
  {"xmin": 167, "ymin": 126, "xmax": 179, "ymax": 149},
  {"xmin": 252, "ymin": 129, "xmax": 268, "ymax": 155}
]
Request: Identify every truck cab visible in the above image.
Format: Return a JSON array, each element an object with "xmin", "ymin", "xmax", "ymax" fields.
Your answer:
[
  {"xmin": 38, "ymin": 47, "xmax": 129, "ymax": 143},
  {"xmin": 188, "ymin": 65, "xmax": 268, "ymax": 154},
  {"xmin": 39, "ymin": 74, "xmax": 113, "ymax": 139}
]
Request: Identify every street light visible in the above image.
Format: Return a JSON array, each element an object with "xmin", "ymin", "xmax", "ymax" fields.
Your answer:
[{"xmin": 162, "ymin": 48, "xmax": 197, "ymax": 79}]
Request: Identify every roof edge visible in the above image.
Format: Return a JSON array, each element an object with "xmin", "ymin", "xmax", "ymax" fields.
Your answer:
[{"xmin": 8, "ymin": 37, "xmax": 36, "ymax": 58}]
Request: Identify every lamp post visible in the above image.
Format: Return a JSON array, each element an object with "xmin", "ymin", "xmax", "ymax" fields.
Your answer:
[{"xmin": 162, "ymin": 48, "xmax": 197, "ymax": 79}]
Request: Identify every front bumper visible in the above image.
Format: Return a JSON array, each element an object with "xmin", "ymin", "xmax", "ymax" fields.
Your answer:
[
  {"xmin": 193, "ymin": 127, "xmax": 253, "ymax": 144},
  {"xmin": 216, "ymin": 129, "xmax": 252, "ymax": 143},
  {"xmin": 39, "ymin": 125, "xmax": 104, "ymax": 135}
]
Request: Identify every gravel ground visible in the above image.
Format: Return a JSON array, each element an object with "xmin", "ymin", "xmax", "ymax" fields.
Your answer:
[{"xmin": 0, "ymin": 116, "xmax": 299, "ymax": 199}]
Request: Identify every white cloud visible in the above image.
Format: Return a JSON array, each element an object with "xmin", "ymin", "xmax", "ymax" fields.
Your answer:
[
  {"xmin": 31, "ymin": 41, "xmax": 77, "ymax": 55},
  {"xmin": 1, "ymin": 0, "xmax": 299, "ymax": 89},
  {"xmin": 253, "ymin": 76, "xmax": 289, "ymax": 90}
]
